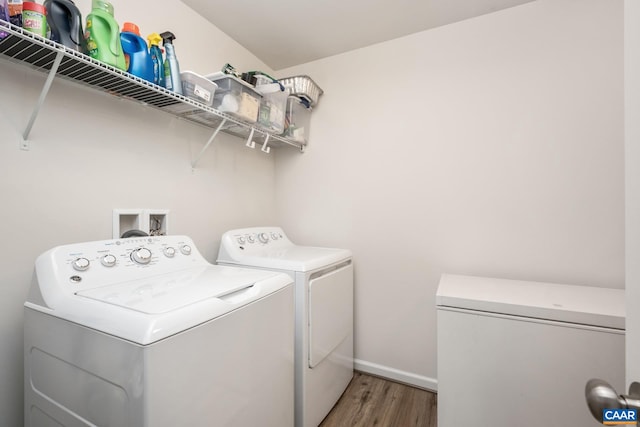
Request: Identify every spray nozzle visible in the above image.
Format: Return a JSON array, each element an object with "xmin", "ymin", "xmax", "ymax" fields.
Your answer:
[
  {"xmin": 160, "ymin": 31, "xmax": 176, "ymax": 46},
  {"xmin": 147, "ymin": 32, "xmax": 163, "ymax": 47}
]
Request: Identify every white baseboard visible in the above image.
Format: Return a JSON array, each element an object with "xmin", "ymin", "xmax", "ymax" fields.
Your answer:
[{"xmin": 354, "ymin": 359, "xmax": 438, "ymax": 392}]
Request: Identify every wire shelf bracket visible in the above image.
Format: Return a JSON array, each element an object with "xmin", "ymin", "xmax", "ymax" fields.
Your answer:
[
  {"xmin": 191, "ymin": 118, "xmax": 227, "ymax": 169},
  {"xmin": 20, "ymin": 50, "xmax": 63, "ymax": 150}
]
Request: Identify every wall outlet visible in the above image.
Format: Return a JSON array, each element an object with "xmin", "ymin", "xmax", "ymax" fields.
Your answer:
[{"xmin": 113, "ymin": 209, "xmax": 170, "ymax": 238}]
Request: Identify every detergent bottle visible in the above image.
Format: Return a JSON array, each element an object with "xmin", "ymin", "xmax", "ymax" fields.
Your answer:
[
  {"xmin": 120, "ymin": 22, "xmax": 153, "ymax": 82},
  {"xmin": 43, "ymin": 0, "xmax": 85, "ymax": 52},
  {"xmin": 147, "ymin": 32, "xmax": 164, "ymax": 87},
  {"xmin": 84, "ymin": 0, "xmax": 125, "ymax": 70},
  {"xmin": 8, "ymin": 0, "xmax": 22, "ymax": 27},
  {"xmin": 160, "ymin": 31, "xmax": 182, "ymax": 94},
  {"xmin": 0, "ymin": 0, "xmax": 8, "ymax": 40}
]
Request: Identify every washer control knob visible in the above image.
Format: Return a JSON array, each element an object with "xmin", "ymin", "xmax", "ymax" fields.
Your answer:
[
  {"xmin": 100, "ymin": 254, "xmax": 117, "ymax": 268},
  {"xmin": 163, "ymin": 247, "xmax": 176, "ymax": 258},
  {"xmin": 271, "ymin": 232, "xmax": 279, "ymax": 240},
  {"xmin": 131, "ymin": 248, "xmax": 152, "ymax": 264},
  {"xmin": 247, "ymin": 234, "xmax": 256, "ymax": 243},
  {"xmin": 258, "ymin": 232, "xmax": 270, "ymax": 243},
  {"xmin": 237, "ymin": 236, "xmax": 246, "ymax": 245},
  {"xmin": 72, "ymin": 257, "xmax": 90, "ymax": 271},
  {"xmin": 180, "ymin": 245, "xmax": 192, "ymax": 256}
]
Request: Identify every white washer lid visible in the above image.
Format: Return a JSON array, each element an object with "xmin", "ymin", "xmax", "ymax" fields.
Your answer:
[
  {"xmin": 222, "ymin": 245, "xmax": 351, "ymax": 272},
  {"xmin": 436, "ymin": 274, "xmax": 625, "ymax": 330},
  {"xmin": 76, "ymin": 266, "xmax": 276, "ymax": 314},
  {"xmin": 27, "ymin": 265, "xmax": 293, "ymax": 345}
]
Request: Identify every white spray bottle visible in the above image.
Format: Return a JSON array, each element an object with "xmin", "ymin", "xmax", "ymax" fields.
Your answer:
[{"xmin": 160, "ymin": 31, "xmax": 182, "ymax": 95}]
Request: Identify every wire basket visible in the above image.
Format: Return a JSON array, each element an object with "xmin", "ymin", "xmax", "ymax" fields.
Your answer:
[{"xmin": 278, "ymin": 75, "xmax": 323, "ymax": 107}]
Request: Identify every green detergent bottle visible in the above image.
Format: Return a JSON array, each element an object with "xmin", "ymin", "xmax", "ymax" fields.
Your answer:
[{"xmin": 84, "ymin": 0, "xmax": 125, "ymax": 70}]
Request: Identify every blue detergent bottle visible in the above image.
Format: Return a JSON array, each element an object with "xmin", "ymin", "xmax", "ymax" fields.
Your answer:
[
  {"xmin": 147, "ymin": 32, "xmax": 164, "ymax": 87},
  {"xmin": 120, "ymin": 22, "xmax": 154, "ymax": 82}
]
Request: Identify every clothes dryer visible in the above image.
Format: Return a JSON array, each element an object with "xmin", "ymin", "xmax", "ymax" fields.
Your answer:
[
  {"xmin": 218, "ymin": 227, "xmax": 353, "ymax": 427},
  {"xmin": 24, "ymin": 235, "xmax": 294, "ymax": 427}
]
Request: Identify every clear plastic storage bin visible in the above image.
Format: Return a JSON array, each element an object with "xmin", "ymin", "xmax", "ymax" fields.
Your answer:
[
  {"xmin": 181, "ymin": 71, "xmax": 218, "ymax": 106},
  {"xmin": 256, "ymin": 85, "xmax": 288, "ymax": 134},
  {"xmin": 281, "ymin": 96, "xmax": 312, "ymax": 144},
  {"xmin": 206, "ymin": 72, "xmax": 261, "ymax": 123}
]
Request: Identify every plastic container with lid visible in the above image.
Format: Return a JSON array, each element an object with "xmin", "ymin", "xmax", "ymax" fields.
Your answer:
[
  {"xmin": 281, "ymin": 95, "xmax": 311, "ymax": 144},
  {"xmin": 22, "ymin": 2, "xmax": 47, "ymax": 37},
  {"xmin": 255, "ymin": 83, "xmax": 287, "ymax": 134},
  {"xmin": 181, "ymin": 71, "xmax": 217, "ymax": 106},
  {"xmin": 206, "ymin": 72, "xmax": 261, "ymax": 123}
]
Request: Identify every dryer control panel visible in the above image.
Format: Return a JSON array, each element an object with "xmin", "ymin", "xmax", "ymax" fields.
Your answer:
[
  {"xmin": 227, "ymin": 227, "xmax": 290, "ymax": 248},
  {"xmin": 217, "ymin": 226, "xmax": 352, "ymax": 272}
]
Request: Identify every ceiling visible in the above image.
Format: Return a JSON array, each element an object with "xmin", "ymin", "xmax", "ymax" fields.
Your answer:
[{"xmin": 182, "ymin": 0, "xmax": 535, "ymax": 70}]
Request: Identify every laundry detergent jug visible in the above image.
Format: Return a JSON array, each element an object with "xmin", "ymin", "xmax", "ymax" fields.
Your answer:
[
  {"xmin": 120, "ymin": 22, "xmax": 153, "ymax": 82},
  {"xmin": 84, "ymin": 0, "xmax": 125, "ymax": 70},
  {"xmin": 0, "ymin": 0, "xmax": 8, "ymax": 40},
  {"xmin": 44, "ymin": 0, "xmax": 84, "ymax": 52},
  {"xmin": 8, "ymin": 0, "xmax": 22, "ymax": 27}
]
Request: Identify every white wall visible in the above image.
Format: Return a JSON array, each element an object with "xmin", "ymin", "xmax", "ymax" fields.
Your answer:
[
  {"xmin": 625, "ymin": 0, "xmax": 640, "ymax": 387},
  {"xmin": 275, "ymin": 0, "xmax": 624, "ymax": 389},
  {"xmin": 0, "ymin": 1, "xmax": 279, "ymax": 425},
  {"xmin": 0, "ymin": 0, "xmax": 625, "ymax": 423}
]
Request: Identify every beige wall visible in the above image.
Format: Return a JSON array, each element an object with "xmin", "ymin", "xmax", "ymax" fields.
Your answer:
[
  {"xmin": 0, "ymin": 1, "xmax": 279, "ymax": 425},
  {"xmin": 275, "ymin": 0, "xmax": 624, "ymax": 388},
  {"xmin": 0, "ymin": 0, "xmax": 625, "ymax": 424},
  {"xmin": 625, "ymin": 0, "xmax": 640, "ymax": 387}
]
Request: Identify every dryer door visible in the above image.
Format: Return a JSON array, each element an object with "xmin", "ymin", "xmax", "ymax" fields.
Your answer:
[{"xmin": 308, "ymin": 261, "xmax": 353, "ymax": 368}]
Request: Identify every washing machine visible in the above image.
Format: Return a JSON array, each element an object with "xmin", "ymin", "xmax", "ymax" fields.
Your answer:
[
  {"xmin": 217, "ymin": 227, "xmax": 353, "ymax": 427},
  {"xmin": 436, "ymin": 274, "xmax": 625, "ymax": 427},
  {"xmin": 24, "ymin": 235, "xmax": 294, "ymax": 427}
]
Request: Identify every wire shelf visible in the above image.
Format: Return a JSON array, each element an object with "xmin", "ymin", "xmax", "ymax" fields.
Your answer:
[{"xmin": 0, "ymin": 20, "xmax": 304, "ymax": 151}]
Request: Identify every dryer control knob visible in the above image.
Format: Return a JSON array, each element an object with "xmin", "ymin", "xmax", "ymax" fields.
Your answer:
[
  {"xmin": 180, "ymin": 245, "xmax": 192, "ymax": 255},
  {"xmin": 131, "ymin": 247, "xmax": 152, "ymax": 264},
  {"xmin": 247, "ymin": 234, "xmax": 256, "ymax": 243},
  {"xmin": 258, "ymin": 232, "xmax": 270, "ymax": 243},
  {"xmin": 271, "ymin": 232, "xmax": 279, "ymax": 240},
  {"xmin": 163, "ymin": 247, "xmax": 176, "ymax": 258},
  {"xmin": 72, "ymin": 257, "xmax": 90, "ymax": 271},
  {"xmin": 100, "ymin": 254, "xmax": 117, "ymax": 267}
]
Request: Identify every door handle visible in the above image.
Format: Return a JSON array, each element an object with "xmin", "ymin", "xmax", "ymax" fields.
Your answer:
[{"xmin": 585, "ymin": 379, "xmax": 640, "ymax": 424}]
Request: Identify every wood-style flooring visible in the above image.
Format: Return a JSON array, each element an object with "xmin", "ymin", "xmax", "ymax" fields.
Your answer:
[{"xmin": 319, "ymin": 372, "xmax": 437, "ymax": 427}]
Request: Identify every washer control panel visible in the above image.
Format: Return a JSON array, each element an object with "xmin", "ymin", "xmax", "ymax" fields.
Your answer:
[{"xmin": 37, "ymin": 235, "xmax": 207, "ymax": 293}]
